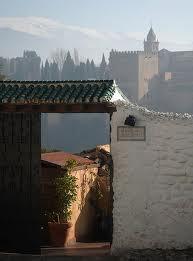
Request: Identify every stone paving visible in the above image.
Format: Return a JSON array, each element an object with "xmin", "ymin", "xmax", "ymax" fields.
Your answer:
[
  {"xmin": 1, "ymin": 247, "xmax": 193, "ymax": 260},
  {"xmin": 41, "ymin": 242, "xmax": 110, "ymax": 256},
  {"xmin": 120, "ymin": 249, "xmax": 193, "ymax": 261}
]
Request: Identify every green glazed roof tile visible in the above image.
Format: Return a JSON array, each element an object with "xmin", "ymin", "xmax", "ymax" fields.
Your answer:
[{"xmin": 0, "ymin": 80, "xmax": 117, "ymax": 104}]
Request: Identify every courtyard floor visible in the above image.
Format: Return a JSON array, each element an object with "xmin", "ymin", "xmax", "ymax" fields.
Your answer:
[{"xmin": 41, "ymin": 242, "xmax": 110, "ymax": 256}]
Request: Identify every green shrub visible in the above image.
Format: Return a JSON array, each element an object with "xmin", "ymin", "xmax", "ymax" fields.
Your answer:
[{"xmin": 48, "ymin": 160, "xmax": 78, "ymax": 223}]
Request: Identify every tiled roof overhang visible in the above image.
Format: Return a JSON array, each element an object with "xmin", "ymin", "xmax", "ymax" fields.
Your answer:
[{"xmin": 0, "ymin": 80, "xmax": 117, "ymax": 113}]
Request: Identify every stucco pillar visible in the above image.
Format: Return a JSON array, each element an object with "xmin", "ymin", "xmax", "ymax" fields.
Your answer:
[{"xmin": 0, "ymin": 112, "xmax": 41, "ymax": 254}]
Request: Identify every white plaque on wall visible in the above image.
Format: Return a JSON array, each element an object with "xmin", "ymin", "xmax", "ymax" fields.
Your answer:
[{"xmin": 117, "ymin": 126, "xmax": 146, "ymax": 141}]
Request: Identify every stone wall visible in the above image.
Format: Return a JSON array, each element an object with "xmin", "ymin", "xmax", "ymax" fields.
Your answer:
[
  {"xmin": 0, "ymin": 112, "xmax": 41, "ymax": 254},
  {"xmin": 110, "ymin": 103, "xmax": 193, "ymax": 254},
  {"xmin": 109, "ymin": 51, "xmax": 138, "ymax": 100},
  {"xmin": 141, "ymin": 80, "xmax": 193, "ymax": 114},
  {"xmin": 69, "ymin": 166, "xmax": 99, "ymax": 243}
]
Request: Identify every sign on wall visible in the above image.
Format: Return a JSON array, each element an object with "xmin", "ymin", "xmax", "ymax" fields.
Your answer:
[{"xmin": 117, "ymin": 126, "xmax": 146, "ymax": 141}]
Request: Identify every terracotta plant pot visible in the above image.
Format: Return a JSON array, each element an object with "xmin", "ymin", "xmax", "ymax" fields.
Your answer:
[{"xmin": 48, "ymin": 222, "xmax": 72, "ymax": 247}]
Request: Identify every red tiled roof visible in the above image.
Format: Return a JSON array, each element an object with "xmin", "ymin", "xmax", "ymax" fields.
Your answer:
[{"xmin": 41, "ymin": 151, "xmax": 95, "ymax": 167}]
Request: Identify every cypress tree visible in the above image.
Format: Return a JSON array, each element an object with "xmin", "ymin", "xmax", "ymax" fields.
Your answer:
[
  {"xmin": 50, "ymin": 62, "xmax": 60, "ymax": 80},
  {"xmin": 79, "ymin": 62, "xmax": 87, "ymax": 80},
  {"xmin": 44, "ymin": 59, "xmax": 50, "ymax": 80},
  {"xmin": 86, "ymin": 59, "xmax": 91, "ymax": 79},
  {"xmin": 61, "ymin": 51, "xmax": 75, "ymax": 80},
  {"xmin": 90, "ymin": 59, "xmax": 97, "ymax": 79},
  {"xmin": 41, "ymin": 63, "xmax": 44, "ymax": 80},
  {"xmin": 99, "ymin": 54, "xmax": 107, "ymax": 80}
]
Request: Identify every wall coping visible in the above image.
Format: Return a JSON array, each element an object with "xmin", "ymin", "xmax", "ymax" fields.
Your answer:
[{"xmin": 114, "ymin": 100, "xmax": 193, "ymax": 122}]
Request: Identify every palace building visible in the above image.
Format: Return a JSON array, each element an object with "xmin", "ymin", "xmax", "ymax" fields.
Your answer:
[{"xmin": 109, "ymin": 27, "xmax": 193, "ymax": 113}]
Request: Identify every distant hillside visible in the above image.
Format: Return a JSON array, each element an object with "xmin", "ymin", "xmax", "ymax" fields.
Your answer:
[
  {"xmin": 0, "ymin": 27, "xmax": 142, "ymax": 63},
  {"xmin": 0, "ymin": 28, "xmax": 50, "ymax": 59}
]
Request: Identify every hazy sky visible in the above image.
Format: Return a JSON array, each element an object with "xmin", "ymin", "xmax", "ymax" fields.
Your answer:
[{"xmin": 0, "ymin": 0, "xmax": 193, "ymax": 62}]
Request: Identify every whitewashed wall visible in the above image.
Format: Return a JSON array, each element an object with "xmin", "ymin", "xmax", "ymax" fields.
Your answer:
[{"xmin": 111, "ymin": 103, "xmax": 193, "ymax": 254}]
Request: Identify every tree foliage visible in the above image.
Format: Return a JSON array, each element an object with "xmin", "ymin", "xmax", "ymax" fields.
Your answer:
[
  {"xmin": 50, "ymin": 48, "xmax": 67, "ymax": 72},
  {"xmin": 61, "ymin": 51, "xmax": 75, "ymax": 80},
  {"xmin": 0, "ymin": 49, "xmax": 110, "ymax": 81},
  {"xmin": 40, "ymin": 50, "xmax": 107, "ymax": 81},
  {"xmin": 0, "ymin": 63, "xmax": 5, "ymax": 80}
]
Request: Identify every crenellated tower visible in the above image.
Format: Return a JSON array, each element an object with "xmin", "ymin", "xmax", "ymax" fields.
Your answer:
[
  {"xmin": 109, "ymin": 27, "xmax": 159, "ymax": 102},
  {"xmin": 144, "ymin": 27, "xmax": 159, "ymax": 54}
]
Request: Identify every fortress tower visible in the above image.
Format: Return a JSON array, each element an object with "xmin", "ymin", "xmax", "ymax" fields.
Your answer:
[
  {"xmin": 144, "ymin": 27, "xmax": 159, "ymax": 54},
  {"xmin": 109, "ymin": 27, "xmax": 159, "ymax": 101}
]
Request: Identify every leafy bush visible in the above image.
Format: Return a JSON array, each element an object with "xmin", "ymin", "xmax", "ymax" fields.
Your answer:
[{"xmin": 48, "ymin": 160, "xmax": 78, "ymax": 223}]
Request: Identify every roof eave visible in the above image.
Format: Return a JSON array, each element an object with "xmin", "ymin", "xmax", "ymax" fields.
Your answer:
[{"xmin": 0, "ymin": 102, "xmax": 117, "ymax": 113}]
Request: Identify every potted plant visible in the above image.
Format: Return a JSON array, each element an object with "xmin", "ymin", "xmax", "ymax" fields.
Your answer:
[{"xmin": 48, "ymin": 160, "xmax": 78, "ymax": 247}]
